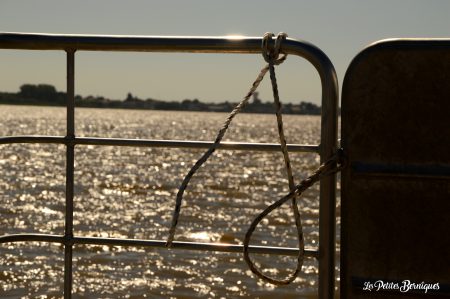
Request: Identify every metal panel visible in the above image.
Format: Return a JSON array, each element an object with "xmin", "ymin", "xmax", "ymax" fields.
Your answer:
[
  {"xmin": 0, "ymin": 32, "xmax": 338, "ymax": 298},
  {"xmin": 341, "ymin": 39, "xmax": 450, "ymax": 298}
]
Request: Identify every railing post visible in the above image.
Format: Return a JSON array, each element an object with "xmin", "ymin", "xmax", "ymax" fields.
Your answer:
[
  {"xmin": 318, "ymin": 58, "xmax": 339, "ymax": 299},
  {"xmin": 64, "ymin": 49, "xmax": 75, "ymax": 299}
]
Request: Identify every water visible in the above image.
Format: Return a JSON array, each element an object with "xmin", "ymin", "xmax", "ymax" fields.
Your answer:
[{"xmin": 0, "ymin": 105, "xmax": 339, "ymax": 298}]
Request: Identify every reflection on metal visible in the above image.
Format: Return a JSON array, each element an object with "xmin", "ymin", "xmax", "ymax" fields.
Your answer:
[
  {"xmin": 0, "ymin": 32, "xmax": 338, "ymax": 299},
  {"xmin": 0, "ymin": 234, "xmax": 319, "ymax": 259},
  {"xmin": 0, "ymin": 135, "xmax": 320, "ymax": 153}
]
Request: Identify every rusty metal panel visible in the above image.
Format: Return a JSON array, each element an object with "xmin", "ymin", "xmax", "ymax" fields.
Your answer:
[{"xmin": 341, "ymin": 39, "xmax": 450, "ymax": 298}]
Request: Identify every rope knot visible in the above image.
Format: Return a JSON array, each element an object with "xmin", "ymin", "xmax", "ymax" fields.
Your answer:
[
  {"xmin": 166, "ymin": 32, "xmax": 347, "ymax": 286},
  {"xmin": 262, "ymin": 32, "xmax": 288, "ymax": 65}
]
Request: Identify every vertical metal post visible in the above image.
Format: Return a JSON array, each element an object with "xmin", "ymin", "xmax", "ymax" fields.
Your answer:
[
  {"xmin": 318, "ymin": 69, "xmax": 338, "ymax": 298},
  {"xmin": 64, "ymin": 49, "xmax": 75, "ymax": 299}
]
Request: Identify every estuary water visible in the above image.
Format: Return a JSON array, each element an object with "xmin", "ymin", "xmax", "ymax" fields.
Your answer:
[{"xmin": 0, "ymin": 105, "xmax": 340, "ymax": 298}]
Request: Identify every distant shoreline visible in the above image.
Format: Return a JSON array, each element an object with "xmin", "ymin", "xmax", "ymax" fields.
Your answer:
[{"xmin": 0, "ymin": 83, "xmax": 322, "ymax": 115}]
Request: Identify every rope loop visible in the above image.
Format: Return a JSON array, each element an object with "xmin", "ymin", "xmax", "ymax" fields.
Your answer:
[
  {"xmin": 243, "ymin": 149, "xmax": 344, "ymax": 285},
  {"xmin": 165, "ymin": 32, "xmax": 344, "ymax": 287},
  {"xmin": 262, "ymin": 32, "xmax": 288, "ymax": 65}
]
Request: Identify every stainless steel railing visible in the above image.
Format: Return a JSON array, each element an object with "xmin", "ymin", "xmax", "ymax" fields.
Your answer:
[{"xmin": 0, "ymin": 32, "xmax": 338, "ymax": 299}]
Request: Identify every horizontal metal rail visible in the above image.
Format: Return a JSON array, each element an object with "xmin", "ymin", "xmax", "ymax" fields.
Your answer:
[
  {"xmin": 0, "ymin": 135, "xmax": 320, "ymax": 153},
  {"xmin": 0, "ymin": 234, "xmax": 319, "ymax": 259},
  {"xmin": 1, "ymin": 32, "xmax": 332, "ymax": 62},
  {"xmin": 0, "ymin": 32, "xmax": 338, "ymax": 299}
]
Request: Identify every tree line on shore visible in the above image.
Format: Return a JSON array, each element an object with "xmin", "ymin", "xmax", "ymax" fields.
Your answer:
[{"xmin": 0, "ymin": 84, "xmax": 322, "ymax": 115}]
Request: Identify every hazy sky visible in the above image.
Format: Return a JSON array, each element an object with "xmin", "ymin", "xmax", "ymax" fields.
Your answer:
[{"xmin": 1, "ymin": 0, "xmax": 450, "ymax": 104}]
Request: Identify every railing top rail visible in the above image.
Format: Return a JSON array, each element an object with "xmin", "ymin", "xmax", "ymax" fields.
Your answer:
[
  {"xmin": 0, "ymin": 32, "xmax": 314, "ymax": 53},
  {"xmin": 0, "ymin": 32, "xmax": 335, "ymax": 78}
]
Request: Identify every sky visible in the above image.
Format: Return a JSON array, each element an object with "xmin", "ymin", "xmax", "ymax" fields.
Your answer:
[{"xmin": 1, "ymin": 0, "xmax": 450, "ymax": 105}]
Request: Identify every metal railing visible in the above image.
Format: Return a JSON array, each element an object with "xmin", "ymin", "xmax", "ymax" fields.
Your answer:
[{"xmin": 0, "ymin": 32, "xmax": 338, "ymax": 299}]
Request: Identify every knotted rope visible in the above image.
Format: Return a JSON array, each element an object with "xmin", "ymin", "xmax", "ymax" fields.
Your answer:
[
  {"xmin": 166, "ymin": 32, "xmax": 344, "ymax": 285},
  {"xmin": 242, "ymin": 32, "xmax": 304, "ymax": 285},
  {"xmin": 166, "ymin": 32, "xmax": 289, "ymax": 247}
]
